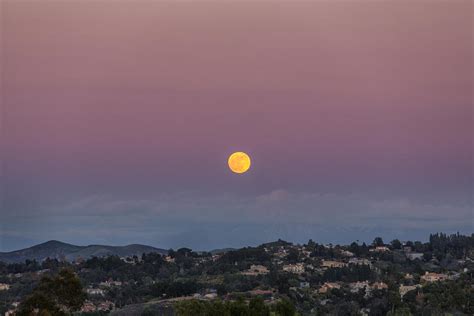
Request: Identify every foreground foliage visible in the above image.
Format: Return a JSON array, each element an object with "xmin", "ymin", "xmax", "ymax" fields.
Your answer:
[
  {"xmin": 16, "ymin": 269, "xmax": 86, "ymax": 316},
  {"xmin": 174, "ymin": 297, "xmax": 296, "ymax": 316}
]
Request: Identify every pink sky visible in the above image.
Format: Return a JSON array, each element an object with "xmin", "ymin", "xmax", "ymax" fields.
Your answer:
[{"xmin": 1, "ymin": 1, "xmax": 472, "ymax": 250}]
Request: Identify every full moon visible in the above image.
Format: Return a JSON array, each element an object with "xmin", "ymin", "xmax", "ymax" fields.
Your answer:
[{"xmin": 228, "ymin": 151, "xmax": 251, "ymax": 174}]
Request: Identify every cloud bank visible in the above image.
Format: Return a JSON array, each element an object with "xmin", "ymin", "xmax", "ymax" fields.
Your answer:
[{"xmin": 2, "ymin": 190, "xmax": 471, "ymax": 251}]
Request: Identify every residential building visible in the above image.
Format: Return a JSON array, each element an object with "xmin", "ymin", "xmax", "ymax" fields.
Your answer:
[
  {"xmin": 204, "ymin": 293, "xmax": 218, "ymax": 300},
  {"xmin": 100, "ymin": 279, "xmax": 123, "ymax": 287},
  {"xmin": 321, "ymin": 260, "xmax": 347, "ymax": 269},
  {"xmin": 370, "ymin": 246, "xmax": 390, "ymax": 253},
  {"xmin": 5, "ymin": 310, "xmax": 16, "ymax": 316},
  {"xmin": 371, "ymin": 282, "xmax": 388, "ymax": 290},
  {"xmin": 97, "ymin": 301, "xmax": 114, "ymax": 311},
  {"xmin": 86, "ymin": 288, "xmax": 105, "ymax": 296},
  {"xmin": 406, "ymin": 253, "xmax": 424, "ymax": 260},
  {"xmin": 81, "ymin": 301, "xmax": 96, "ymax": 313},
  {"xmin": 349, "ymin": 258, "xmax": 371, "ymax": 266},
  {"xmin": 404, "ymin": 273, "xmax": 414, "ymax": 280},
  {"xmin": 318, "ymin": 282, "xmax": 341, "ymax": 294},
  {"xmin": 242, "ymin": 264, "xmax": 269, "ymax": 276},
  {"xmin": 399, "ymin": 285, "xmax": 420, "ymax": 298},
  {"xmin": 420, "ymin": 272, "xmax": 448, "ymax": 283},
  {"xmin": 282, "ymin": 263, "xmax": 305, "ymax": 274},
  {"xmin": 349, "ymin": 281, "xmax": 370, "ymax": 293},
  {"xmin": 0, "ymin": 283, "xmax": 10, "ymax": 291},
  {"xmin": 249, "ymin": 289, "xmax": 274, "ymax": 298},
  {"xmin": 341, "ymin": 250, "xmax": 355, "ymax": 257}
]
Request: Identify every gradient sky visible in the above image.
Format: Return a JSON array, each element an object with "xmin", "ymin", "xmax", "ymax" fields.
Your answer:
[{"xmin": 1, "ymin": 1, "xmax": 472, "ymax": 251}]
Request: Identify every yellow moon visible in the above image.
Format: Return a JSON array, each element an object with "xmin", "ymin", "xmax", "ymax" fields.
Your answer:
[{"xmin": 228, "ymin": 152, "xmax": 251, "ymax": 174}]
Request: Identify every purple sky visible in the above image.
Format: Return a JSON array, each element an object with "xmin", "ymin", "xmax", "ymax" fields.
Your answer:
[{"xmin": 1, "ymin": 1, "xmax": 472, "ymax": 251}]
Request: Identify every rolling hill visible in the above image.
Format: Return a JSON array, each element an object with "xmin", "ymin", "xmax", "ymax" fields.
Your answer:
[{"xmin": 0, "ymin": 240, "xmax": 167, "ymax": 263}]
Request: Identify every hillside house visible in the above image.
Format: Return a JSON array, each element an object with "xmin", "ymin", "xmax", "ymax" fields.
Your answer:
[
  {"xmin": 318, "ymin": 282, "xmax": 341, "ymax": 294},
  {"xmin": 406, "ymin": 253, "xmax": 424, "ymax": 260},
  {"xmin": 341, "ymin": 250, "xmax": 355, "ymax": 257},
  {"xmin": 399, "ymin": 285, "xmax": 420, "ymax": 298},
  {"xmin": 349, "ymin": 258, "xmax": 372, "ymax": 266},
  {"xmin": 100, "ymin": 279, "xmax": 123, "ymax": 287},
  {"xmin": 249, "ymin": 289, "xmax": 274, "ymax": 299},
  {"xmin": 86, "ymin": 288, "xmax": 105, "ymax": 296},
  {"xmin": 421, "ymin": 272, "xmax": 448, "ymax": 283},
  {"xmin": 321, "ymin": 260, "xmax": 347, "ymax": 269},
  {"xmin": 0, "ymin": 283, "xmax": 10, "ymax": 291},
  {"xmin": 81, "ymin": 301, "xmax": 96, "ymax": 313},
  {"xmin": 282, "ymin": 263, "xmax": 304, "ymax": 274},
  {"xmin": 242, "ymin": 264, "xmax": 269, "ymax": 276},
  {"xmin": 371, "ymin": 282, "xmax": 388, "ymax": 290},
  {"xmin": 370, "ymin": 246, "xmax": 390, "ymax": 253},
  {"xmin": 349, "ymin": 281, "xmax": 370, "ymax": 293}
]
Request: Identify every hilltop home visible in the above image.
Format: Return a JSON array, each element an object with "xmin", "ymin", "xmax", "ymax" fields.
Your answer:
[{"xmin": 370, "ymin": 246, "xmax": 390, "ymax": 253}]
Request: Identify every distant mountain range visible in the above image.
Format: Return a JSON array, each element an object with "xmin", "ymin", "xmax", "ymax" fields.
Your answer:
[{"xmin": 0, "ymin": 240, "xmax": 168, "ymax": 263}]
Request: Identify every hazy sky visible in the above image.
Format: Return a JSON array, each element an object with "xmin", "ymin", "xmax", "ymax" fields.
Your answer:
[{"xmin": 1, "ymin": 1, "xmax": 472, "ymax": 251}]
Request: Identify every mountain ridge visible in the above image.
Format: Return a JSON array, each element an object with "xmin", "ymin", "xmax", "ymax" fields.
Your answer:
[{"xmin": 0, "ymin": 240, "xmax": 168, "ymax": 263}]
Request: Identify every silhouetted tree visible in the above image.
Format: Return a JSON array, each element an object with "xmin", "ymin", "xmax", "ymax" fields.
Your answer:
[
  {"xmin": 373, "ymin": 237, "xmax": 384, "ymax": 247},
  {"xmin": 17, "ymin": 269, "xmax": 86, "ymax": 316}
]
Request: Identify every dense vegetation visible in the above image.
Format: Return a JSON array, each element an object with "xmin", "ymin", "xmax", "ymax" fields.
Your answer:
[
  {"xmin": 0, "ymin": 233, "xmax": 472, "ymax": 315},
  {"xmin": 16, "ymin": 269, "xmax": 86, "ymax": 316},
  {"xmin": 173, "ymin": 297, "xmax": 295, "ymax": 316}
]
